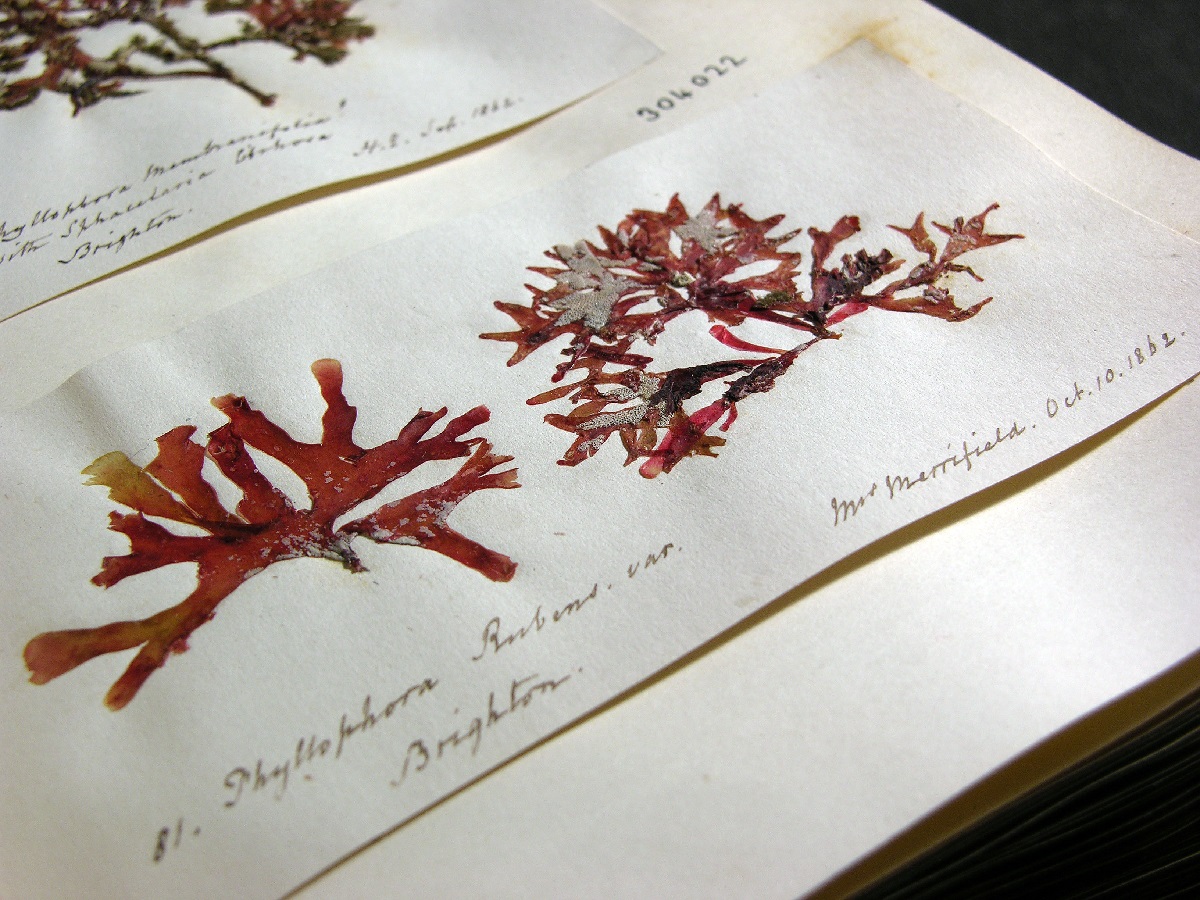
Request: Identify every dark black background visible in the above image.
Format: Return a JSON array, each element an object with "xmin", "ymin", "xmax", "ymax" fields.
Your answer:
[{"xmin": 926, "ymin": 0, "xmax": 1199, "ymax": 160}]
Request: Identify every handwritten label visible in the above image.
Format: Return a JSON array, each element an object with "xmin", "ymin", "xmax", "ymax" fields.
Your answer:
[
  {"xmin": 145, "ymin": 540, "xmax": 669, "ymax": 865},
  {"xmin": 221, "ymin": 676, "xmax": 437, "ymax": 809},
  {"xmin": 0, "ymin": 113, "xmax": 333, "ymax": 277},
  {"xmin": 830, "ymin": 328, "xmax": 1186, "ymax": 527},
  {"xmin": 145, "ymin": 113, "xmax": 335, "ymax": 175},
  {"xmin": 56, "ymin": 174, "xmax": 211, "ymax": 244},
  {"xmin": 233, "ymin": 132, "xmax": 332, "ymax": 165},
  {"xmin": 152, "ymin": 817, "xmax": 201, "ymax": 865},
  {"xmin": 0, "ymin": 232, "xmax": 52, "ymax": 267},
  {"xmin": 390, "ymin": 670, "xmax": 575, "ymax": 789},
  {"xmin": 470, "ymin": 542, "xmax": 678, "ymax": 661},
  {"xmin": 831, "ymin": 422, "xmax": 1026, "ymax": 526},
  {"xmin": 56, "ymin": 209, "xmax": 189, "ymax": 265},
  {"xmin": 353, "ymin": 96, "xmax": 524, "ymax": 158},
  {"xmin": 1045, "ymin": 331, "xmax": 1181, "ymax": 420},
  {"xmin": 635, "ymin": 55, "xmax": 748, "ymax": 122},
  {"xmin": 145, "ymin": 541, "xmax": 679, "ymax": 863}
]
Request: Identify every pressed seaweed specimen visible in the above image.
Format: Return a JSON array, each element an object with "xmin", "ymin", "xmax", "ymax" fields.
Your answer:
[
  {"xmin": 23, "ymin": 359, "xmax": 520, "ymax": 710},
  {"xmin": 1, "ymin": 0, "xmax": 373, "ymax": 113},
  {"xmin": 483, "ymin": 195, "xmax": 1022, "ymax": 478}
]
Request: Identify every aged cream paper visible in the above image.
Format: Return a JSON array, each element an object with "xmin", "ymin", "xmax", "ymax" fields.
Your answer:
[
  {"xmin": 302, "ymin": 382, "xmax": 1200, "ymax": 900},
  {"xmin": 1, "ymin": 42, "xmax": 1198, "ymax": 898},
  {"xmin": 302, "ymin": 6, "xmax": 1200, "ymax": 897},
  {"xmin": 0, "ymin": 0, "xmax": 657, "ymax": 317}
]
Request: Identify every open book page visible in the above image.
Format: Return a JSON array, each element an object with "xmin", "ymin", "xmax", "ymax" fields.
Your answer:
[
  {"xmin": 1, "ymin": 42, "xmax": 1198, "ymax": 898},
  {"xmin": 299, "ymin": 7, "xmax": 1200, "ymax": 897},
  {"xmin": 0, "ymin": 0, "xmax": 657, "ymax": 316}
]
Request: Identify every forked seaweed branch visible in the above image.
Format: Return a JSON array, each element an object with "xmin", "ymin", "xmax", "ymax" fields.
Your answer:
[{"xmin": 24, "ymin": 359, "xmax": 520, "ymax": 709}]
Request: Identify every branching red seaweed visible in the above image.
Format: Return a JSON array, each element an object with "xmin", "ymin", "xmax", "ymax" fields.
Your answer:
[
  {"xmin": 24, "ymin": 359, "xmax": 519, "ymax": 709},
  {"xmin": 1, "ymin": 0, "xmax": 373, "ymax": 113},
  {"xmin": 482, "ymin": 195, "xmax": 1022, "ymax": 477}
]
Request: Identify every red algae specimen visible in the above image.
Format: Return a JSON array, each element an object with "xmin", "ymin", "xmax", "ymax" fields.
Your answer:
[
  {"xmin": 1, "ymin": 0, "xmax": 374, "ymax": 113},
  {"xmin": 483, "ymin": 195, "xmax": 1022, "ymax": 477},
  {"xmin": 24, "ymin": 359, "xmax": 519, "ymax": 709}
]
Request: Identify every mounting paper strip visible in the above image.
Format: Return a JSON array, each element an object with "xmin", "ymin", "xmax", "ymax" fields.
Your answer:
[{"xmin": 0, "ymin": 0, "xmax": 657, "ymax": 317}]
